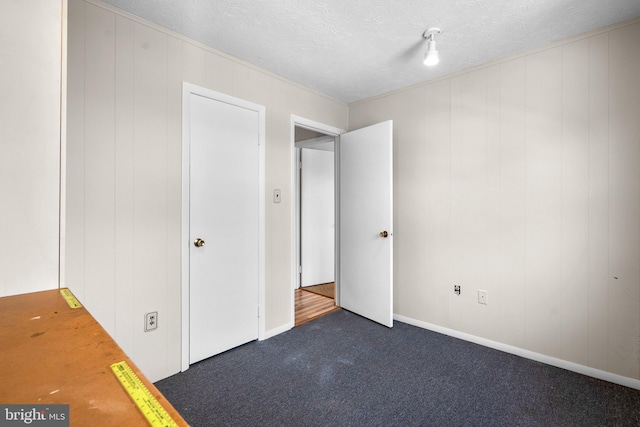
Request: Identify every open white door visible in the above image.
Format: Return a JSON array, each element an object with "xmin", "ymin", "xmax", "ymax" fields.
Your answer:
[{"xmin": 339, "ymin": 120, "xmax": 393, "ymax": 327}]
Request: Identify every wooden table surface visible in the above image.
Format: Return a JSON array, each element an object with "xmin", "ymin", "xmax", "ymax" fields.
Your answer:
[{"xmin": 0, "ymin": 289, "xmax": 188, "ymax": 426}]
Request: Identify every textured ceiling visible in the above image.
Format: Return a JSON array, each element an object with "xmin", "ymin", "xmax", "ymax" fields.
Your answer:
[{"xmin": 99, "ymin": 0, "xmax": 640, "ymax": 103}]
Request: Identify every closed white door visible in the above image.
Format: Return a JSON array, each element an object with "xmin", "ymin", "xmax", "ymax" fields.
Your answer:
[
  {"xmin": 339, "ymin": 121, "xmax": 393, "ymax": 327},
  {"xmin": 301, "ymin": 147, "xmax": 335, "ymax": 287},
  {"xmin": 188, "ymin": 93, "xmax": 259, "ymax": 364}
]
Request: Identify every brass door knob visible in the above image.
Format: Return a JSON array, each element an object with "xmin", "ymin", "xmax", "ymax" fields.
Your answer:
[
  {"xmin": 194, "ymin": 238, "xmax": 205, "ymax": 247},
  {"xmin": 379, "ymin": 231, "xmax": 388, "ymax": 238}
]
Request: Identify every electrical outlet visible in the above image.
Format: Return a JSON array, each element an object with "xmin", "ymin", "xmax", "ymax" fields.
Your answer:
[
  {"xmin": 478, "ymin": 290, "xmax": 487, "ymax": 305},
  {"xmin": 454, "ymin": 285, "xmax": 461, "ymax": 295},
  {"xmin": 145, "ymin": 311, "xmax": 158, "ymax": 332}
]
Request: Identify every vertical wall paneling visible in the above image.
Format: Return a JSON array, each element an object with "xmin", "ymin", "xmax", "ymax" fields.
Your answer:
[
  {"xmin": 348, "ymin": 95, "xmax": 391, "ymax": 130},
  {"xmin": 587, "ymin": 33, "xmax": 610, "ymax": 372},
  {"xmin": 449, "ymin": 70, "xmax": 490, "ymax": 337},
  {"xmin": 166, "ymin": 36, "xmax": 184, "ymax": 377},
  {"xmin": 449, "ymin": 75, "xmax": 465, "ymax": 331},
  {"xmin": 83, "ymin": 3, "xmax": 116, "ymax": 330},
  {"xmin": 67, "ymin": 0, "xmax": 347, "ymax": 380},
  {"xmin": 349, "ymin": 20, "xmax": 640, "ymax": 382},
  {"xmin": 390, "ymin": 87, "xmax": 428, "ymax": 319},
  {"xmin": 132, "ymin": 23, "xmax": 170, "ymax": 381},
  {"xmin": 524, "ymin": 47, "xmax": 563, "ymax": 358},
  {"xmin": 264, "ymin": 78, "xmax": 287, "ymax": 332},
  {"xmin": 114, "ymin": 14, "xmax": 135, "ymax": 355},
  {"xmin": 485, "ymin": 65, "xmax": 502, "ymax": 342},
  {"xmin": 497, "ymin": 58, "xmax": 527, "ymax": 348},
  {"xmin": 607, "ymin": 23, "xmax": 640, "ymax": 379},
  {"xmin": 68, "ymin": 0, "xmax": 638, "ymax": 383},
  {"xmin": 232, "ymin": 63, "xmax": 266, "ymax": 106},
  {"xmin": 205, "ymin": 52, "xmax": 234, "ymax": 94},
  {"xmin": 0, "ymin": 1, "xmax": 62, "ymax": 296},
  {"xmin": 459, "ymin": 69, "xmax": 488, "ymax": 338},
  {"xmin": 66, "ymin": 0, "xmax": 86, "ymax": 299},
  {"xmin": 181, "ymin": 41, "xmax": 207, "ymax": 88},
  {"xmin": 561, "ymin": 39, "xmax": 590, "ymax": 365},
  {"xmin": 423, "ymin": 80, "xmax": 452, "ymax": 327}
]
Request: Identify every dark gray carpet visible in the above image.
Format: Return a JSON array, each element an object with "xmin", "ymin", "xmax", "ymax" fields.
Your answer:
[{"xmin": 155, "ymin": 310, "xmax": 640, "ymax": 426}]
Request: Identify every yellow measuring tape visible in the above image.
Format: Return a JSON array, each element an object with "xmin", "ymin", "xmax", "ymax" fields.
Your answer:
[
  {"xmin": 110, "ymin": 361, "xmax": 179, "ymax": 427},
  {"xmin": 59, "ymin": 288, "xmax": 82, "ymax": 309}
]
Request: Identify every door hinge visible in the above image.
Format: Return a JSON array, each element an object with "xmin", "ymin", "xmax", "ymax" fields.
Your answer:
[
  {"xmin": 257, "ymin": 305, "xmax": 260, "ymax": 318},
  {"xmin": 299, "ymin": 161, "xmax": 302, "ymax": 170},
  {"xmin": 298, "ymin": 265, "xmax": 302, "ymax": 274}
]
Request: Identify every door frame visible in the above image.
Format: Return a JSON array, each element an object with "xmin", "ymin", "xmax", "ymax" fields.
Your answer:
[
  {"xmin": 181, "ymin": 83, "xmax": 266, "ymax": 371},
  {"xmin": 290, "ymin": 115, "xmax": 345, "ymax": 327}
]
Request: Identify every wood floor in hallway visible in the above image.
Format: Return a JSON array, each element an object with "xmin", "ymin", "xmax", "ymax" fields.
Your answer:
[{"xmin": 294, "ymin": 288, "xmax": 340, "ymax": 326}]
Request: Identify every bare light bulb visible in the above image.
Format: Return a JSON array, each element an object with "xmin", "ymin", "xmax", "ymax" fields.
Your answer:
[{"xmin": 423, "ymin": 39, "xmax": 439, "ymax": 66}]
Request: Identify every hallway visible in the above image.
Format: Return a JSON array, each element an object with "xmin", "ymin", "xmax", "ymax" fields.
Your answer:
[{"xmin": 294, "ymin": 287, "xmax": 339, "ymax": 326}]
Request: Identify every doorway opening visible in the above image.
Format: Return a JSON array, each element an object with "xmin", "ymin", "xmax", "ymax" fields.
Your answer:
[
  {"xmin": 291, "ymin": 117, "xmax": 344, "ymax": 326},
  {"xmin": 291, "ymin": 117, "xmax": 394, "ymax": 329}
]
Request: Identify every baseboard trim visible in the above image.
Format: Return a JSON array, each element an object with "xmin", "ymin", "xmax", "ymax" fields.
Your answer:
[{"xmin": 394, "ymin": 314, "xmax": 640, "ymax": 391}]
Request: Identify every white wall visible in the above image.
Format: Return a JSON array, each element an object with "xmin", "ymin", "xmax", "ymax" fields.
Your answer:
[
  {"xmin": 17, "ymin": 0, "xmax": 635, "ymax": 386},
  {"xmin": 65, "ymin": 0, "xmax": 347, "ymax": 381},
  {"xmin": 349, "ymin": 19, "xmax": 640, "ymax": 381},
  {"xmin": 0, "ymin": 1, "xmax": 62, "ymax": 297}
]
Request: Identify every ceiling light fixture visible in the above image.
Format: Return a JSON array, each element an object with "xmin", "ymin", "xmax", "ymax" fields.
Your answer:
[{"xmin": 423, "ymin": 27, "xmax": 441, "ymax": 66}]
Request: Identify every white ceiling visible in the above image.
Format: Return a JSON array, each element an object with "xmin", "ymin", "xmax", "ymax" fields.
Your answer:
[{"xmin": 99, "ymin": 0, "xmax": 640, "ymax": 103}]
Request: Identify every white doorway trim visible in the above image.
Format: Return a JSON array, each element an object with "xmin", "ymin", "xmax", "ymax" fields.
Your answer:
[
  {"xmin": 182, "ymin": 83, "xmax": 266, "ymax": 371},
  {"xmin": 290, "ymin": 115, "xmax": 345, "ymax": 328}
]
